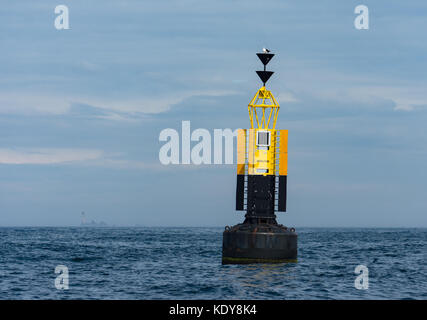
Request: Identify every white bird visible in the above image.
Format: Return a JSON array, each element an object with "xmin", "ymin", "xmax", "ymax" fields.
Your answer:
[{"xmin": 262, "ymin": 48, "xmax": 270, "ymax": 53}]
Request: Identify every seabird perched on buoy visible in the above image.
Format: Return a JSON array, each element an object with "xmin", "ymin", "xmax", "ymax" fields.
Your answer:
[{"xmin": 262, "ymin": 48, "xmax": 270, "ymax": 53}]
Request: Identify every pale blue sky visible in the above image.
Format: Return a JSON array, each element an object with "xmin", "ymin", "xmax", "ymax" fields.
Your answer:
[{"xmin": 1, "ymin": 1, "xmax": 427, "ymax": 227}]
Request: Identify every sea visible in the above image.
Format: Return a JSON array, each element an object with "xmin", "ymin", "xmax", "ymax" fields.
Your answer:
[{"xmin": 0, "ymin": 227, "xmax": 425, "ymax": 300}]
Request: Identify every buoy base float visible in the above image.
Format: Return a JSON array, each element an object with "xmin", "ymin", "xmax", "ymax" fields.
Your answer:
[{"xmin": 222, "ymin": 223, "xmax": 297, "ymax": 264}]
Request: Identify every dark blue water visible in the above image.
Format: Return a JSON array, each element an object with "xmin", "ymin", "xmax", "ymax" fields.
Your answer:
[{"xmin": 0, "ymin": 227, "xmax": 425, "ymax": 299}]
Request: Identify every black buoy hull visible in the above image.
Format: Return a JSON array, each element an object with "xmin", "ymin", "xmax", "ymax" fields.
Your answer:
[{"xmin": 222, "ymin": 223, "xmax": 297, "ymax": 264}]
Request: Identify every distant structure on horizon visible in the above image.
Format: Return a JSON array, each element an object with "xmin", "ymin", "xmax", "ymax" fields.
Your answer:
[{"xmin": 80, "ymin": 211, "xmax": 108, "ymax": 227}]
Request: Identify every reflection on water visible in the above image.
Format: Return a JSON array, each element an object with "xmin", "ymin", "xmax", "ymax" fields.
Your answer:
[{"xmin": 220, "ymin": 262, "xmax": 298, "ymax": 291}]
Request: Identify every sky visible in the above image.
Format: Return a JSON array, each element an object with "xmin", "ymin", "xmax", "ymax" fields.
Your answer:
[{"xmin": 1, "ymin": 0, "xmax": 427, "ymax": 227}]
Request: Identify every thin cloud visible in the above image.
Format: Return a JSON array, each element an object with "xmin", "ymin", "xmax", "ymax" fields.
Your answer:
[
  {"xmin": 277, "ymin": 92, "xmax": 299, "ymax": 103},
  {"xmin": 0, "ymin": 90, "xmax": 238, "ymax": 119},
  {"xmin": 0, "ymin": 148, "xmax": 104, "ymax": 165},
  {"xmin": 0, "ymin": 93, "xmax": 70, "ymax": 115},
  {"xmin": 0, "ymin": 148, "xmax": 187, "ymax": 170}
]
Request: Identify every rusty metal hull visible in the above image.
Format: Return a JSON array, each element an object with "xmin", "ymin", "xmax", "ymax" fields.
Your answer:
[{"xmin": 222, "ymin": 223, "xmax": 297, "ymax": 264}]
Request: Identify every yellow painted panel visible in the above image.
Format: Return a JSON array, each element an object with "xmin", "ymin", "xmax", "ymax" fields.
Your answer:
[
  {"xmin": 236, "ymin": 129, "xmax": 246, "ymax": 174},
  {"xmin": 279, "ymin": 130, "xmax": 288, "ymax": 176},
  {"xmin": 248, "ymin": 129, "xmax": 255, "ymax": 174}
]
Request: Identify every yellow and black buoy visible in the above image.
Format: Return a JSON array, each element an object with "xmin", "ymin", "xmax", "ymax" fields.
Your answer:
[{"xmin": 222, "ymin": 51, "xmax": 297, "ymax": 264}]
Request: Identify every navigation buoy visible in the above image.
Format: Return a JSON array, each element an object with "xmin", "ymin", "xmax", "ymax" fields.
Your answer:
[{"xmin": 222, "ymin": 51, "xmax": 298, "ymax": 264}]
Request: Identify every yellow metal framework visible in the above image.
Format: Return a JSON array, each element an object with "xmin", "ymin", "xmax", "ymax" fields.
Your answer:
[{"xmin": 248, "ymin": 86, "xmax": 280, "ymax": 129}]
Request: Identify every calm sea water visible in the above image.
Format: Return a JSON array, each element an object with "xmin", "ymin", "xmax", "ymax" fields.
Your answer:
[{"xmin": 0, "ymin": 227, "xmax": 425, "ymax": 299}]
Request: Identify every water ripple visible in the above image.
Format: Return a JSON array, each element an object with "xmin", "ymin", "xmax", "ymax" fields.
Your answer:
[{"xmin": 0, "ymin": 227, "xmax": 425, "ymax": 299}]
